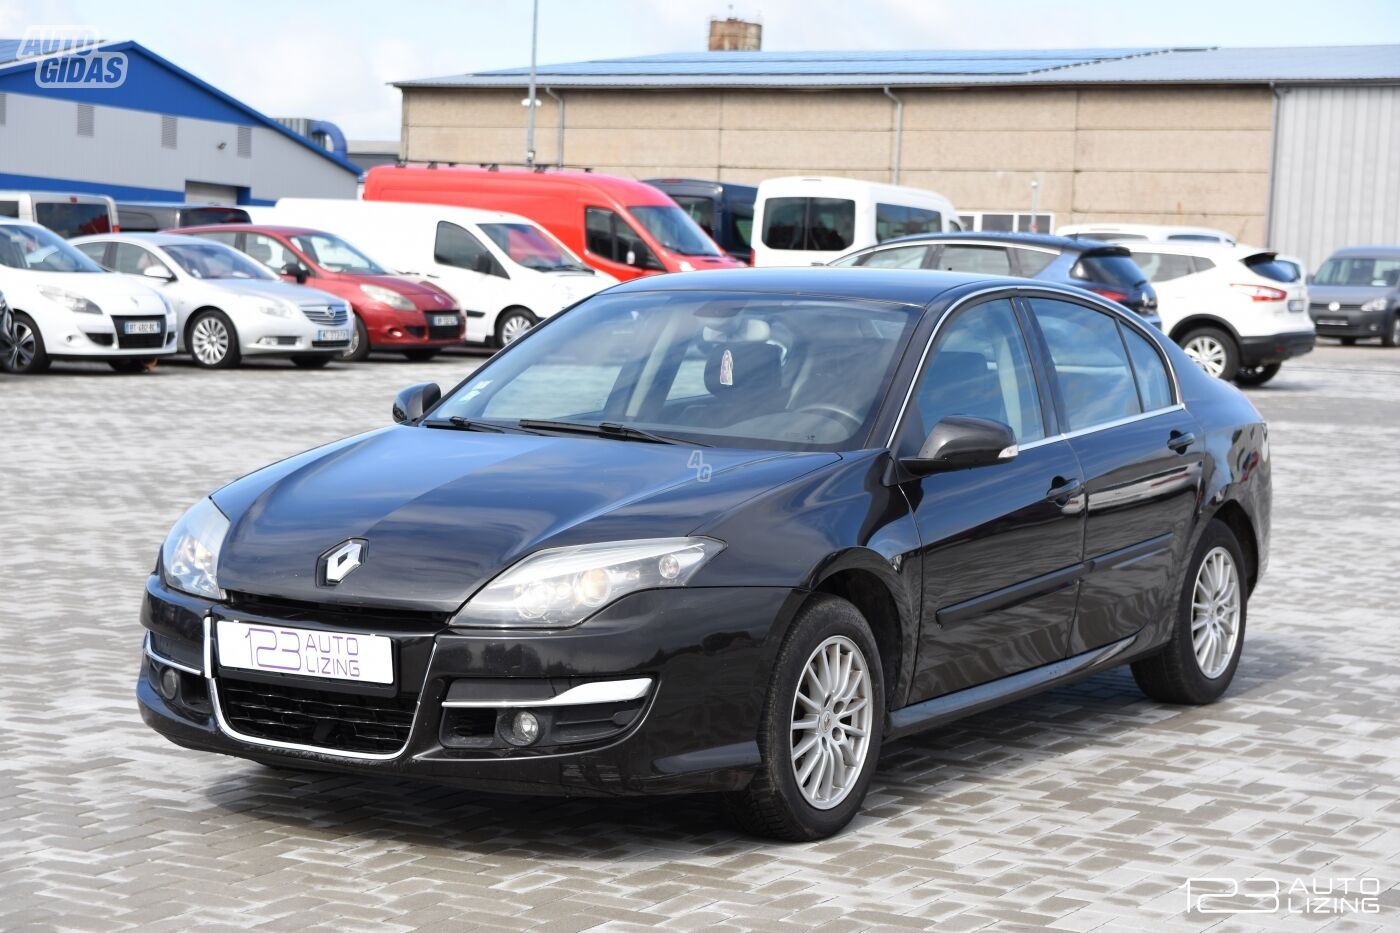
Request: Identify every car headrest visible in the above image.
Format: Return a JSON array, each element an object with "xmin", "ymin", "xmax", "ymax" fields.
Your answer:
[
  {"xmin": 247, "ymin": 242, "xmax": 272, "ymax": 262},
  {"xmin": 705, "ymin": 341, "xmax": 783, "ymax": 397},
  {"xmin": 702, "ymin": 318, "xmax": 770, "ymax": 343}
]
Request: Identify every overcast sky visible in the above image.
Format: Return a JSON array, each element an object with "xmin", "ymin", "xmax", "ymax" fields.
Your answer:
[{"xmin": 4, "ymin": 0, "xmax": 1400, "ymax": 139}]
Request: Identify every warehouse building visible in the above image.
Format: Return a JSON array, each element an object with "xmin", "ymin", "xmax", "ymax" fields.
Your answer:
[
  {"xmin": 0, "ymin": 38, "xmax": 359, "ymax": 204},
  {"xmin": 395, "ymin": 45, "xmax": 1400, "ymax": 268}
]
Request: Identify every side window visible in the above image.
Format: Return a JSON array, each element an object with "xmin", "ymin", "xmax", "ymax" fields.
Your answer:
[
  {"xmin": 875, "ymin": 204, "xmax": 943, "ymax": 242},
  {"xmin": 1122, "ymin": 326, "xmax": 1174, "ymax": 412},
  {"xmin": 1012, "ymin": 248, "xmax": 1055, "ymax": 276},
  {"xmin": 935, "ymin": 245, "xmax": 1012, "ymax": 276},
  {"xmin": 1191, "ymin": 256, "xmax": 1216, "ymax": 274},
  {"xmin": 435, "ymin": 221, "xmax": 500, "ymax": 275},
  {"xmin": 75, "ymin": 242, "xmax": 109, "ymax": 267},
  {"xmin": 1134, "ymin": 251, "xmax": 1195, "ymax": 283},
  {"xmin": 906, "ymin": 298, "xmax": 1046, "ymax": 452},
  {"xmin": 0, "ymin": 200, "xmax": 21, "ymax": 218},
  {"xmin": 194, "ymin": 230, "xmax": 239, "ymax": 248},
  {"xmin": 1028, "ymin": 298, "xmax": 1142, "ymax": 431},
  {"xmin": 858, "ymin": 245, "xmax": 929, "ymax": 269},
  {"xmin": 584, "ymin": 208, "xmax": 659, "ymax": 269},
  {"xmin": 110, "ymin": 242, "xmax": 170, "ymax": 276},
  {"xmin": 244, "ymin": 233, "xmax": 301, "ymax": 273}
]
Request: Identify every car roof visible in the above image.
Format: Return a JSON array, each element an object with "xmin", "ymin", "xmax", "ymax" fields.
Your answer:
[
  {"xmin": 874, "ymin": 231, "xmax": 1105, "ymax": 252},
  {"xmin": 177, "ymin": 223, "xmax": 324, "ymax": 236},
  {"xmin": 115, "ymin": 201, "xmax": 245, "ymax": 209},
  {"xmin": 1328, "ymin": 245, "xmax": 1400, "ymax": 258},
  {"xmin": 1117, "ymin": 241, "xmax": 1274, "ymax": 260},
  {"xmin": 71, "ymin": 232, "xmax": 206, "ymax": 247},
  {"xmin": 607, "ymin": 266, "xmax": 1044, "ymax": 305}
]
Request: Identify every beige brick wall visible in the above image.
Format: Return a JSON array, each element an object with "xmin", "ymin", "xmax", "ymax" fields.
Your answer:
[{"xmin": 400, "ymin": 84, "xmax": 1274, "ymax": 240}]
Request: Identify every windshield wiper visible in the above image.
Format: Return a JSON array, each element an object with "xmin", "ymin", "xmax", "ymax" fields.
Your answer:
[
  {"xmin": 424, "ymin": 416, "xmax": 540, "ymax": 435},
  {"xmin": 517, "ymin": 419, "xmax": 707, "ymax": 447}
]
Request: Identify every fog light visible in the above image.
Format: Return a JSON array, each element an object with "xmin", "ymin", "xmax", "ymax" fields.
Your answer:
[
  {"xmin": 511, "ymin": 710, "xmax": 540, "ymax": 745},
  {"xmin": 158, "ymin": 667, "xmax": 181, "ymax": 701}
]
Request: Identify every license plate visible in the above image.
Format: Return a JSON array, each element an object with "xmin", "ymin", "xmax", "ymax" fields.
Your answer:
[
  {"xmin": 124, "ymin": 321, "xmax": 160, "ymax": 334},
  {"xmin": 216, "ymin": 619, "xmax": 393, "ymax": 684},
  {"xmin": 1287, "ymin": 299, "xmax": 1305, "ymax": 312},
  {"xmin": 1318, "ymin": 318, "xmax": 1348, "ymax": 326},
  {"xmin": 431, "ymin": 314, "xmax": 457, "ymax": 327},
  {"xmin": 318, "ymin": 328, "xmax": 350, "ymax": 342}
]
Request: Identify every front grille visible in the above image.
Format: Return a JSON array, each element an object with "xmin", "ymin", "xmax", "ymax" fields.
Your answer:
[
  {"xmin": 1310, "ymin": 302, "xmax": 1361, "ymax": 313},
  {"xmin": 218, "ymin": 678, "xmax": 416, "ymax": 754},
  {"xmin": 299, "ymin": 304, "xmax": 349, "ymax": 326},
  {"xmin": 111, "ymin": 316, "xmax": 166, "ymax": 349}
]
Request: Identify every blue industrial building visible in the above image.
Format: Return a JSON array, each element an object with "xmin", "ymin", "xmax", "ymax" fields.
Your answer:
[{"xmin": 0, "ymin": 39, "xmax": 359, "ymax": 204}]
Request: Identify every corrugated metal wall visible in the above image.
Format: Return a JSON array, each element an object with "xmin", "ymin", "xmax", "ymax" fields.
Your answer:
[{"xmin": 1270, "ymin": 85, "xmax": 1400, "ymax": 270}]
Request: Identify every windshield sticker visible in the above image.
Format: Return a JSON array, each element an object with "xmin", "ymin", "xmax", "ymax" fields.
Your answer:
[{"xmin": 720, "ymin": 349, "xmax": 734, "ymax": 386}]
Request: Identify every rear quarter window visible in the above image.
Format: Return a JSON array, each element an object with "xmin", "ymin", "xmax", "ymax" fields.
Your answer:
[{"xmin": 1072, "ymin": 253, "xmax": 1146, "ymax": 288}]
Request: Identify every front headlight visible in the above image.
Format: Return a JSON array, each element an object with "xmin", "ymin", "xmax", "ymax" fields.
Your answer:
[
  {"xmin": 360, "ymin": 283, "xmax": 416, "ymax": 311},
  {"xmin": 249, "ymin": 298, "xmax": 293, "ymax": 318},
  {"xmin": 458, "ymin": 537, "xmax": 724, "ymax": 628},
  {"xmin": 1361, "ymin": 297, "xmax": 1390, "ymax": 313},
  {"xmin": 38, "ymin": 285, "xmax": 101, "ymax": 315},
  {"xmin": 160, "ymin": 497, "xmax": 230, "ymax": 600}
]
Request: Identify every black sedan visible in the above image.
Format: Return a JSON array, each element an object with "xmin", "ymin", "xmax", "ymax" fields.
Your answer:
[{"xmin": 139, "ymin": 268, "xmax": 1269, "ymax": 840}]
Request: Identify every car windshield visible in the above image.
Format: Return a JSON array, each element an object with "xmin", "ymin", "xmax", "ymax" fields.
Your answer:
[
  {"xmin": 288, "ymin": 233, "xmax": 387, "ymax": 274},
  {"xmin": 1314, "ymin": 256, "xmax": 1400, "ymax": 287},
  {"xmin": 0, "ymin": 224, "xmax": 104, "ymax": 272},
  {"xmin": 479, "ymin": 223, "xmax": 590, "ymax": 272},
  {"xmin": 629, "ymin": 206, "xmax": 723, "ymax": 257},
  {"xmin": 436, "ymin": 290, "xmax": 920, "ymax": 451},
  {"xmin": 163, "ymin": 242, "xmax": 277, "ymax": 280}
]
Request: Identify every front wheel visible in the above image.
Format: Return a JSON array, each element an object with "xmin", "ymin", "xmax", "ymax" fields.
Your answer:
[
  {"xmin": 1234, "ymin": 362, "xmax": 1281, "ymax": 386},
  {"xmin": 495, "ymin": 308, "xmax": 538, "ymax": 347},
  {"xmin": 1131, "ymin": 520, "xmax": 1247, "ymax": 705},
  {"xmin": 1179, "ymin": 327, "xmax": 1239, "ymax": 380},
  {"xmin": 1382, "ymin": 314, "xmax": 1400, "ymax": 348},
  {"xmin": 4, "ymin": 313, "xmax": 50, "ymax": 374},
  {"xmin": 340, "ymin": 313, "xmax": 371, "ymax": 362},
  {"xmin": 724, "ymin": 594, "xmax": 884, "ymax": 841},
  {"xmin": 188, "ymin": 310, "xmax": 240, "ymax": 369}
]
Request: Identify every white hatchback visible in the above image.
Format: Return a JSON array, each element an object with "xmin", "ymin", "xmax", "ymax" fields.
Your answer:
[
  {"xmin": 73, "ymin": 234, "xmax": 353, "ymax": 369},
  {"xmin": 1124, "ymin": 242, "xmax": 1315, "ymax": 385},
  {"xmin": 0, "ymin": 220, "xmax": 176, "ymax": 374}
]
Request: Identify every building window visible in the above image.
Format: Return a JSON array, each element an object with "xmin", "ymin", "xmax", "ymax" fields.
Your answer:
[
  {"xmin": 77, "ymin": 103, "xmax": 94, "ymax": 137},
  {"xmin": 161, "ymin": 115, "xmax": 177, "ymax": 149},
  {"xmin": 237, "ymin": 125, "xmax": 252, "ymax": 158}
]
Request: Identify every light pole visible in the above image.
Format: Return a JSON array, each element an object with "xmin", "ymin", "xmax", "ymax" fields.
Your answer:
[
  {"xmin": 525, "ymin": 0, "xmax": 539, "ymax": 167},
  {"xmin": 1029, "ymin": 178, "xmax": 1040, "ymax": 233}
]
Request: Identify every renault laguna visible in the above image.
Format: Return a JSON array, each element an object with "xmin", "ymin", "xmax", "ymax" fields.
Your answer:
[{"xmin": 139, "ymin": 268, "xmax": 1269, "ymax": 840}]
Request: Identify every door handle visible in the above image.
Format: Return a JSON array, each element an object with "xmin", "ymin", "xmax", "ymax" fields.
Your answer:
[
  {"xmin": 1046, "ymin": 476, "xmax": 1084, "ymax": 508},
  {"xmin": 1167, "ymin": 430, "xmax": 1197, "ymax": 453}
]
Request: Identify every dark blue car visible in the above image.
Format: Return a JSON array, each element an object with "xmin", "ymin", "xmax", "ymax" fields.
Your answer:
[{"xmin": 832, "ymin": 231, "xmax": 1161, "ymax": 328}]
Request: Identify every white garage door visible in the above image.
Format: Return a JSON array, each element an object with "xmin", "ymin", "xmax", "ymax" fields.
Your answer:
[{"xmin": 184, "ymin": 181, "xmax": 240, "ymax": 203}]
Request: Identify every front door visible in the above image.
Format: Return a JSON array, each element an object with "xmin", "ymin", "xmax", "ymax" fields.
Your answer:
[
  {"xmin": 432, "ymin": 221, "xmax": 511, "ymax": 343},
  {"xmin": 900, "ymin": 296, "xmax": 1087, "ymax": 701}
]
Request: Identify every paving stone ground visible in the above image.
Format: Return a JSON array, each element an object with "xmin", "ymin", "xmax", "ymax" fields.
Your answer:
[{"xmin": 2, "ymin": 343, "xmax": 1399, "ymax": 932}]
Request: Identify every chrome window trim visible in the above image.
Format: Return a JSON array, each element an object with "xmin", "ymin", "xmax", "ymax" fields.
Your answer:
[
  {"xmin": 886, "ymin": 285, "xmax": 1183, "ymax": 450},
  {"xmin": 143, "ymin": 631, "xmax": 203, "ymax": 676},
  {"xmin": 441, "ymin": 677, "xmax": 653, "ymax": 709}
]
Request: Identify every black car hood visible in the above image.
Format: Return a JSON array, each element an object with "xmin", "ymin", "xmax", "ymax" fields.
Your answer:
[{"xmin": 212, "ymin": 425, "xmax": 838, "ymax": 613}]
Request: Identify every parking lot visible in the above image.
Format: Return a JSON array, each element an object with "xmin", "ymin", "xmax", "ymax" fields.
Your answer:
[{"xmin": 2, "ymin": 343, "xmax": 1399, "ymax": 932}]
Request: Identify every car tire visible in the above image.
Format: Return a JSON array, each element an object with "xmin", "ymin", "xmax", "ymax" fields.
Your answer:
[
  {"xmin": 1179, "ymin": 327, "xmax": 1239, "ymax": 380},
  {"xmin": 187, "ymin": 309, "xmax": 240, "ymax": 369},
  {"xmin": 291, "ymin": 355, "xmax": 332, "ymax": 369},
  {"xmin": 4, "ymin": 312, "xmax": 50, "ymax": 374},
  {"xmin": 340, "ymin": 313, "xmax": 371, "ymax": 362},
  {"xmin": 1234, "ymin": 362, "xmax": 1281, "ymax": 386},
  {"xmin": 495, "ymin": 307, "xmax": 537, "ymax": 347},
  {"xmin": 1131, "ymin": 520, "xmax": 1247, "ymax": 705},
  {"xmin": 108, "ymin": 358, "xmax": 158, "ymax": 374},
  {"xmin": 1382, "ymin": 314, "xmax": 1400, "ymax": 348},
  {"xmin": 402, "ymin": 348, "xmax": 440, "ymax": 362},
  {"xmin": 724, "ymin": 594, "xmax": 884, "ymax": 841}
]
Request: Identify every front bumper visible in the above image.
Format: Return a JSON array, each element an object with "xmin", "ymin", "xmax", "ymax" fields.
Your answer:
[
  {"xmin": 138, "ymin": 575, "xmax": 799, "ymax": 796},
  {"xmin": 1238, "ymin": 330, "xmax": 1316, "ymax": 366},
  {"xmin": 235, "ymin": 313, "xmax": 350, "ymax": 357},
  {"xmin": 1309, "ymin": 308, "xmax": 1389, "ymax": 339},
  {"xmin": 361, "ymin": 308, "xmax": 464, "ymax": 350},
  {"xmin": 52, "ymin": 313, "xmax": 178, "ymax": 359}
]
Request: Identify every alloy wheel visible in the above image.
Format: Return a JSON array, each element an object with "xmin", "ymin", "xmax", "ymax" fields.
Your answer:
[
  {"xmin": 191, "ymin": 316, "xmax": 230, "ymax": 366},
  {"xmin": 789, "ymin": 634, "xmax": 874, "ymax": 810},
  {"xmin": 1191, "ymin": 546, "xmax": 1241, "ymax": 679},
  {"xmin": 500, "ymin": 314, "xmax": 532, "ymax": 345},
  {"xmin": 8, "ymin": 320, "xmax": 35, "ymax": 371},
  {"xmin": 1184, "ymin": 335, "xmax": 1227, "ymax": 377}
]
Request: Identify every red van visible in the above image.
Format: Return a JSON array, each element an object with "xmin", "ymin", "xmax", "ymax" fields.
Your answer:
[
  {"xmin": 176, "ymin": 223, "xmax": 464, "ymax": 361},
  {"xmin": 363, "ymin": 166, "xmax": 742, "ymax": 281}
]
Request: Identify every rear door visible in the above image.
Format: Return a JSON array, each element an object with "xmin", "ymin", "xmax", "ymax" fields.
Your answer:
[{"xmin": 1023, "ymin": 295, "xmax": 1203, "ymax": 652}]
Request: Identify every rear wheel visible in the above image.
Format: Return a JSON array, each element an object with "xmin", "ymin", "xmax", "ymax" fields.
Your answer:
[
  {"xmin": 1179, "ymin": 327, "xmax": 1238, "ymax": 380},
  {"xmin": 495, "ymin": 307, "xmax": 537, "ymax": 347},
  {"xmin": 724, "ymin": 594, "xmax": 884, "ymax": 841},
  {"xmin": 108, "ymin": 358, "xmax": 158, "ymax": 374},
  {"xmin": 291, "ymin": 355, "xmax": 332, "ymax": 369},
  {"xmin": 1234, "ymin": 362, "xmax": 1281, "ymax": 386},
  {"xmin": 340, "ymin": 313, "xmax": 371, "ymax": 362},
  {"xmin": 188, "ymin": 310, "xmax": 240, "ymax": 369},
  {"xmin": 4, "ymin": 313, "xmax": 49, "ymax": 374},
  {"xmin": 1131, "ymin": 520, "xmax": 1247, "ymax": 705},
  {"xmin": 1382, "ymin": 314, "xmax": 1400, "ymax": 348}
]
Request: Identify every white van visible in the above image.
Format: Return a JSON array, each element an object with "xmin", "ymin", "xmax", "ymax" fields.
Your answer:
[
  {"xmin": 0, "ymin": 191, "xmax": 119, "ymax": 239},
  {"xmin": 751, "ymin": 176, "xmax": 958, "ymax": 267},
  {"xmin": 1055, "ymin": 222, "xmax": 1237, "ymax": 246},
  {"xmin": 257, "ymin": 199, "xmax": 618, "ymax": 346}
]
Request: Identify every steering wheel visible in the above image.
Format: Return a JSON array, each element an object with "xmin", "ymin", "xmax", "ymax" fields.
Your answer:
[{"xmin": 793, "ymin": 403, "xmax": 863, "ymax": 433}]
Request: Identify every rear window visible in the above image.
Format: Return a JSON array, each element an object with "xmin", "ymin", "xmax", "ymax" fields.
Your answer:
[
  {"xmin": 34, "ymin": 201, "xmax": 111, "ymax": 237},
  {"xmin": 180, "ymin": 207, "xmax": 251, "ymax": 227},
  {"xmin": 1072, "ymin": 253, "xmax": 1146, "ymax": 288},
  {"xmin": 1242, "ymin": 254, "xmax": 1300, "ymax": 283},
  {"xmin": 761, "ymin": 197, "xmax": 854, "ymax": 252}
]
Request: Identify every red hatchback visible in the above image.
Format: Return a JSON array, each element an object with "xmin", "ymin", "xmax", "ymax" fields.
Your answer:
[{"xmin": 176, "ymin": 224, "xmax": 464, "ymax": 361}]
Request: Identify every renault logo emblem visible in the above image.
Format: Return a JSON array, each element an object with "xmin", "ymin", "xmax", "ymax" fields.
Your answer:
[{"xmin": 319, "ymin": 539, "xmax": 366, "ymax": 586}]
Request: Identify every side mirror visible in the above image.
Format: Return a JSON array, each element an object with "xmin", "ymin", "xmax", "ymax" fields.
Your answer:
[
  {"xmin": 282, "ymin": 261, "xmax": 309, "ymax": 284},
  {"xmin": 142, "ymin": 264, "xmax": 174, "ymax": 282},
  {"xmin": 625, "ymin": 249, "xmax": 638, "ymax": 267},
  {"xmin": 392, "ymin": 382, "xmax": 441, "ymax": 424},
  {"xmin": 901, "ymin": 416, "xmax": 1018, "ymax": 475}
]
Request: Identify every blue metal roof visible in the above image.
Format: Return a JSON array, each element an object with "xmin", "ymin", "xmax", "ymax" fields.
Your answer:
[{"xmin": 396, "ymin": 45, "xmax": 1400, "ymax": 89}]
